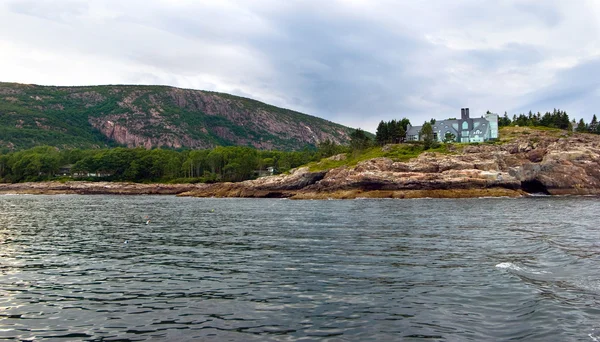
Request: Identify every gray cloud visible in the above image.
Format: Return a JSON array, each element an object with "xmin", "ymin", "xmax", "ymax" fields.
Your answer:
[
  {"xmin": 1, "ymin": 0, "xmax": 599, "ymax": 131},
  {"xmin": 8, "ymin": 0, "xmax": 89, "ymax": 22},
  {"xmin": 514, "ymin": 58, "xmax": 600, "ymax": 119}
]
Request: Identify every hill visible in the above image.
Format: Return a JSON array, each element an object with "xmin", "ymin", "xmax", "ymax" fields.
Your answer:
[{"xmin": 0, "ymin": 82, "xmax": 355, "ymax": 151}]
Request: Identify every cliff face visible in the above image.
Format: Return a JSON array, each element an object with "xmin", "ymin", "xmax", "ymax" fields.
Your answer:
[
  {"xmin": 179, "ymin": 128, "xmax": 600, "ymax": 198},
  {"xmin": 0, "ymin": 83, "xmax": 354, "ymax": 151},
  {"xmin": 1, "ymin": 128, "xmax": 599, "ymax": 198}
]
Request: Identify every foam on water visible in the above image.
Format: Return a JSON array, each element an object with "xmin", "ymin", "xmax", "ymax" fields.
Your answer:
[
  {"xmin": 495, "ymin": 262, "xmax": 550, "ymax": 275},
  {"xmin": 495, "ymin": 262, "xmax": 519, "ymax": 270}
]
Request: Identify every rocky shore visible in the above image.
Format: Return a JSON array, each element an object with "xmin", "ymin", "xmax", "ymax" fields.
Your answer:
[
  {"xmin": 2, "ymin": 128, "xmax": 600, "ymax": 199},
  {"xmin": 0, "ymin": 182, "xmax": 196, "ymax": 195}
]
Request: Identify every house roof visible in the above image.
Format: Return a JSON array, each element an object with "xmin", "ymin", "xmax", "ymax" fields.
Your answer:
[
  {"xmin": 433, "ymin": 120, "xmax": 459, "ymax": 137},
  {"xmin": 406, "ymin": 125, "xmax": 421, "ymax": 136}
]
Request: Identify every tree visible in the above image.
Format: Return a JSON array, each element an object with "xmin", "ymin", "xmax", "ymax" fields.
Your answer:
[
  {"xmin": 420, "ymin": 122, "xmax": 435, "ymax": 150},
  {"xmin": 318, "ymin": 139, "xmax": 342, "ymax": 158},
  {"xmin": 590, "ymin": 115, "xmax": 598, "ymax": 133},
  {"xmin": 576, "ymin": 119, "xmax": 587, "ymax": 133},
  {"xmin": 375, "ymin": 118, "xmax": 410, "ymax": 145},
  {"xmin": 399, "ymin": 118, "xmax": 411, "ymax": 132},
  {"xmin": 375, "ymin": 121, "xmax": 389, "ymax": 146},
  {"xmin": 443, "ymin": 132, "xmax": 456, "ymax": 144},
  {"xmin": 350, "ymin": 128, "xmax": 371, "ymax": 151},
  {"xmin": 393, "ymin": 125, "xmax": 406, "ymax": 144},
  {"xmin": 499, "ymin": 112, "xmax": 511, "ymax": 127}
]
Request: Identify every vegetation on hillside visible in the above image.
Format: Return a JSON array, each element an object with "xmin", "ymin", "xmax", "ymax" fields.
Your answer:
[
  {"xmin": 2, "ymin": 86, "xmax": 595, "ymax": 187},
  {"xmin": 0, "ymin": 123, "xmax": 584, "ymax": 184},
  {"xmin": 307, "ymin": 143, "xmax": 450, "ymax": 172},
  {"xmin": 0, "ymin": 125, "xmax": 452, "ymax": 183},
  {"xmin": 0, "ymin": 82, "xmax": 354, "ymax": 151}
]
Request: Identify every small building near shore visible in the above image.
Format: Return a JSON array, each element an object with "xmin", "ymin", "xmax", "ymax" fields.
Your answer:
[{"xmin": 56, "ymin": 164, "xmax": 113, "ymax": 178}]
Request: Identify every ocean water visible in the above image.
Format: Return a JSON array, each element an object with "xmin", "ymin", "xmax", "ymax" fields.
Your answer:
[{"xmin": 1, "ymin": 195, "xmax": 600, "ymax": 341}]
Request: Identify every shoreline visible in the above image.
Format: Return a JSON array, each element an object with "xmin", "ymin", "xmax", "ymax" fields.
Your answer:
[
  {"xmin": 0, "ymin": 181, "xmax": 196, "ymax": 196},
  {"xmin": 0, "ymin": 181, "xmax": 533, "ymax": 199}
]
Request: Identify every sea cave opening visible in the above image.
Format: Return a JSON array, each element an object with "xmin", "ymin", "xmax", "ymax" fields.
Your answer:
[{"xmin": 520, "ymin": 179, "xmax": 550, "ymax": 195}]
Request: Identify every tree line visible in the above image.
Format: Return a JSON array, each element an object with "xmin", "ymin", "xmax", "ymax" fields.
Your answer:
[
  {"xmin": 0, "ymin": 144, "xmax": 352, "ymax": 183},
  {"xmin": 497, "ymin": 108, "xmax": 600, "ymax": 135},
  {"xmin": 574, "ymin": 114, "xmax": 600, "ymax": 134},
  {"xmin": 498, "ymin": 109, "xmax": 571, "ymax": 129},
  {"xmin": 374, "ymin": 119, "xmax": 411, "ymax": 145}
]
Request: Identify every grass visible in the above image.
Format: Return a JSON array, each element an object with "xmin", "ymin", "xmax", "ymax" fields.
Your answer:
[
  {"xmin": 307, "ymin": 143, "xmax": 451, "ymax": 172},
  {"xmin": 498, "ymin": 126, "xmax": 567, "ymax": 143},
  {"xmin": 306, "ymin": 125, "xmax": 576, "ymax": 173}
]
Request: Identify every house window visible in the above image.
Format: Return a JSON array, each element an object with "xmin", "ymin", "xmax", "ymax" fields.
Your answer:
[{"xmin": 462, "ymin": 121, "xmax": 468, "ymax": 130}]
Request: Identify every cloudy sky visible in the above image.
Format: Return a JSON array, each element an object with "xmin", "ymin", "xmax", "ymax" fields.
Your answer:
[{"xmin": 2, "ymin": 0, "xmax": 600, "ymax": 132}]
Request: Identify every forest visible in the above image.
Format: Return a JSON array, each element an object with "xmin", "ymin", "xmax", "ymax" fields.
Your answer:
[{"xmin": 0, "ymin": 142, "xmax": 349, "ymax": 184}]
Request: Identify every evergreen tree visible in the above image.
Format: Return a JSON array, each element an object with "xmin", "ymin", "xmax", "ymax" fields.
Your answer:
[
  {"xmin": 576, "ymin": 119, "xmax": 588, "ymax": 133},
  {"xmin": 375, "ymin": 118, "xmax": 410, "ymax": 145},
  {"xmin": 395, "ymin": 125, "xmax": 406, "ymax": 143},
  {"xmin": 499, "ymin": 112, "xmax": 511, "ymax": 127},
  {"xmin": 590, "ymin": 115, "xmax": 598, "ymax": 133},
  {"xmin": 443, "ymin": 132, "xmax": 456, "ymax": 144},
  {"xmin": 399, "ymin": 118, "xmax": 411, "ymax": 132},
  {"xmin": 375, "ymin": 121, "xmax": 389, "ymax": 146},
  {"xmin": 420, "ymin": 122, "xmax": 435, "ymax": 150},
  {"xmin": 350, "ymin": 128, "xmax": 371, "ymax": 151}
]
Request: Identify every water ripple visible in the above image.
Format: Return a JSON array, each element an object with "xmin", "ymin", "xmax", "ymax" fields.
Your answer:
[{"xmin": 1, "ymin": 195, "xmax": 600, "ymax": 341}]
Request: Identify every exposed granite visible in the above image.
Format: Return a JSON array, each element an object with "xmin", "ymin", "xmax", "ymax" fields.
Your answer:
[
  {"xmin": 179, "ymin": 129, "xmax": 600, "ymax": 199},
  {"xmin": 3, "ymin": 129, "xmax": 600, "ymax": 199},
  {"xmin": 0, "ymin": 182, "xmax": 196, "ymax": 195}
]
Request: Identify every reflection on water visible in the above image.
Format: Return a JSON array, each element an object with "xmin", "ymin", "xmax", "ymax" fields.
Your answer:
[{"xmin": 1, "ymin": 195, "xmax": 600, "ymax": 341}]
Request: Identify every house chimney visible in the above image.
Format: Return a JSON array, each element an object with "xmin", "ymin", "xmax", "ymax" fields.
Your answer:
[
  {"xmin": 461, "ymin": 108, "xmax": 465, "ymax": 119},
  {"xmin": 466, "ymin": 108, "xmax": 470, "ymax": 118}
]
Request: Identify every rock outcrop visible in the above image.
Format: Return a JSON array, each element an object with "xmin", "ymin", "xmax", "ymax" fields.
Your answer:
[
  {"xmin": 0, "ymin": 182, "xmax": 196, "ymax": 195},
  {"xmin": 178, "ymin": 129, "xmax": 600, "ymax": 198},
  {"xmin": 0, "ymin": 82, "xmax": 354, "ymax": 151},
  {"xmin": 2, "ymin": 129, "xmax": 600, "ymax": 199}
]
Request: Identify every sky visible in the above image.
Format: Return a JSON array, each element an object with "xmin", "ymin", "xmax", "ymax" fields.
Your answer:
[{"xmin": 2, "ymin": 0, "xmax": 600, "ymax": 132}]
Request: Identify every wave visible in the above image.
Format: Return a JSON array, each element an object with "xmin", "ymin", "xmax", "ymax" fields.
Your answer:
[{"xmin": 495, "ymin": 262, "xmax": 550, "ymax": 275}]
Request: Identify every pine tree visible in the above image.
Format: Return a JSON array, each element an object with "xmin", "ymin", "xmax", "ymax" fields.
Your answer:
[
  {"xmin": 350, "ymin": 128, "xmax": 371, "ymax": 151},
  {"xmin": 375, "ymin": 121, "xmax": 389, "ymax": 146},
  {"xmin": 589, "ymin": 115, "xmax": 598, "ymax": 133},
  {"xmin": 576, "ymin": 119, "xmax": 588, "ymax": 132},
  {"xmin": 420, "ymin": 122, "xmax": 435, "ymax": 150}
]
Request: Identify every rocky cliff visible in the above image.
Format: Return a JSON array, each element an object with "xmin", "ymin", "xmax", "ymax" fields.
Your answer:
[
  {"xmin": 2, "ymin": 128, "xmax": 599, "ymax": 199},
  {"xmin": 178, "ymin": 128, "xmax": 600, "ymax": 198},
  {"xmin": 0, "ymin": 82, "xmax": 354, "ymax": 151}
]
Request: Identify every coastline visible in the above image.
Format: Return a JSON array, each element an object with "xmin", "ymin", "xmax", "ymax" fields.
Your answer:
[
  {"xmin": 4, "ymin": 127, "xmax": 600, "ymax": 200},
  {"xmin": 0, "ymin": 181, "xmax": 196, "ymax": 196},
  {"xmin": 0, "ymin": 181, "xmax": 526, "ymax": 199}
]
